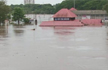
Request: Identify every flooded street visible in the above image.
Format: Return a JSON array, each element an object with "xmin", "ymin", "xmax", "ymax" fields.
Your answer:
[{"xmin": 0, "ymin": 25, "xmax": 108, "ymax": 70}]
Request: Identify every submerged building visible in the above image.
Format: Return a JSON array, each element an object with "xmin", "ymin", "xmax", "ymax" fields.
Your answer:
[
  {"xmin": 24, "ymin": 0, "xmax": 35, "ymax": 4},
  {"xmin": 40, "ymin": 8, "xmax": 83, "ymax": 27},
  {"xmin": 70, "ymin": 8, "xmax": 108, "ymax": 20},
  {"xmin": 40, "ymin": 8, "xmax": 103, "ymax": 27}
]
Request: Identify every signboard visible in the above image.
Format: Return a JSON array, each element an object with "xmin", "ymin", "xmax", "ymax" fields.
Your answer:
[{"xmin": 82, "ymin": 15, "xmax": 91, "ymax": 19}]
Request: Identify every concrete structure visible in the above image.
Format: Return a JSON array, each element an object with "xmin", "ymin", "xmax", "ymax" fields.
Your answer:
[
  {"xmin": 71, "ymin": 10, "xmax": 108, "ymax": 20},
  {"xmin": 24, "ymin": 0, "xmax": 35, "ymax": 4}
]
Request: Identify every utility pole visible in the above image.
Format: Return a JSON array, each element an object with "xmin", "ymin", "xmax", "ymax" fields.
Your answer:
[{"xmin": 74, "ymin": 0, "xmax": 75, "ymax": 8}]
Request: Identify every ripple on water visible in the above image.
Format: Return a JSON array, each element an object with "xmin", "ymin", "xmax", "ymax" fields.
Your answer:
[{"xmin": 76, "ymin": 46, "xmax": 93, "ymax": 51}]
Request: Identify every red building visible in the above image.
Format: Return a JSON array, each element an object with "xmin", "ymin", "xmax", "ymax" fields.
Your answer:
[
  {"xmin": 69, "ymin": 7, "xmax": 77, "ymax": 11},
  {"xmin": 81, "ymin": 19, "xmax": 103, "ymax": 26},
  {"xmin": 40, "ymin": 8, "xmax": 103, "ymax": 27},
  {"xmin": 53, "ymin": 8, "xmax": 77, "ymax": 21},
  {"xmin": 40, "ymin": 8, "xmax": 83, "ymax": 27}
]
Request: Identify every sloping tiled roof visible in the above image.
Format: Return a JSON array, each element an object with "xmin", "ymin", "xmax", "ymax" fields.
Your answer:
[
  {"xmin": 53, "ymin": 8, "xmax": 77, "ymax": 18},
  {"xmin": 81, "ymin": 19, "xmax": 103, "ymax": 26},
  {"xmin": 70, "ymin": 7, "xmax": 77, "ymax": 11}
]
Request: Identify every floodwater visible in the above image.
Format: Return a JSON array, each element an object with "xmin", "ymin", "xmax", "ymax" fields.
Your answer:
[{"xmin": 0, "ymin": 25, "xmax": 108, "ymax": 70}]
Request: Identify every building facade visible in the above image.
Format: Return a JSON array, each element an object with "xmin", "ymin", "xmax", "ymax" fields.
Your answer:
[
  {"xmin": 24, "ymin": 0, "xmax": 35, "ymax": 4},
  {"xmin": 72, "ymin": 10, "xmax": 108, "ymax": 20}
]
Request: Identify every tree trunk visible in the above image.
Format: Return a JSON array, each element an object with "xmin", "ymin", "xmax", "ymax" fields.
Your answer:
[{"xmin": 18, "ymin": 20, "xmax": 20, "ymax": 25}]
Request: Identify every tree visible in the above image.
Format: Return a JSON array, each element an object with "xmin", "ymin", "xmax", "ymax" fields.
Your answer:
[
  {"xmin": 12, "ymin": 7, "xmax": 25, "ymax": 24},
  {"xmin": 10, "ymin": 4, "xmax": 55, "ymax": 14},
  {"xmin": 0, "ymin": 1, "xmax": 10, "ymax": 24},
  {"xmin": 103, "ymin": 2, "xmax": 108, "ymax": 14},
  {"xmin": 10, "ymin": 0, "xmax": 108, "ymax": 14},
  {"xmin": 23, "ymin": 18, "xmax": 30, "ymax": 24}
]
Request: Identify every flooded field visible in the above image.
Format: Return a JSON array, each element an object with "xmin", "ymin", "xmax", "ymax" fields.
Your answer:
[{"xmin": 0, "ymin": 24, "xmax": 108, "ymax": 70}]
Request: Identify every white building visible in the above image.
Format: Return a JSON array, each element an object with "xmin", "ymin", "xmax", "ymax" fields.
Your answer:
[{"xmin": 24, "ymin": 0, "xmax": 35, "ymax": 4}]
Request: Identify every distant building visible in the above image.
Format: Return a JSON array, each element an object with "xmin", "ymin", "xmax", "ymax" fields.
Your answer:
[
  {"xmin": 24, "ymin": 0, "xmax": 35, "ymax": 4},
  {"xmin": 70, "ymin": 10, "xmax": 107, "ymax": 20},
  {"xmin": 69, "ymin": 7, "xmax": 108, "ymax": 20}
]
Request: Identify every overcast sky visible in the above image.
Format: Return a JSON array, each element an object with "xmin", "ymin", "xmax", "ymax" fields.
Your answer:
[{"xmin": 7, "ymin": 0, "xmax": 63, "ymax": 5}]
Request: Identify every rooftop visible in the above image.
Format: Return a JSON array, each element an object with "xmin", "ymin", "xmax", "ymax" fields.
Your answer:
[
  {"xmin": 72, "ymin": 10, "xmax": 107, "ymax": 15},
  {"xmin": 53, "ymin": 8, "xmax": 77, "ymax": 18},
  {"xmin": 70, "ymin": 7, "xmax": 77, "ymax": 11}
]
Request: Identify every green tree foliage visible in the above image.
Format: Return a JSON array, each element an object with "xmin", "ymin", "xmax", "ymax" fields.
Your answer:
[
  {"xmin": 0, "ymin": 1, "xmax": 10, "ymax": 24},
  {"xmin": 103, "ymin": 1, "xmax": 108, "ymax": 14},
  {"xmin": 23, "ymin": 18, "xmax": 30, "ymax": 24},
  {"xmin": 11, "ymin": 4, "xmax": 55, "ymax": 14},
  {"xmin": 10, "ymin": 0, "xmax": 108, "ymax": 14},
  {"xmin": 55, "ymin": 0, "xmax": 107, "ymax": 12},
  {"xmin": 103, "ymin": 4, "xmax": 108, "ymax": 13},
  {"xmin": 82, "ymin": 0, "xmax": 107, "ymax": 10},
  {"xmin": 7, "ymin": 14, "xmax": 11, "ymax": 20},
  {"xmin": 12, "ymin": 7, "xmax": 25, "ymax": 24}
]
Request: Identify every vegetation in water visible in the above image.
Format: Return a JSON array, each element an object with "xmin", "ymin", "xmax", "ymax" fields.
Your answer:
[
  {"xmin": 0, "ymin": 1, "xmax": 10, "ymax": 24},
  {"xmin": 12, "ymin": 7, "xmax": 25, "ymax": 24}
]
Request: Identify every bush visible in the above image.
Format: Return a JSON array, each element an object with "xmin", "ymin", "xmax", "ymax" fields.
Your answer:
[{"xmin": 23, "ymin": 18, "xmax": 30, "ymax": 24}]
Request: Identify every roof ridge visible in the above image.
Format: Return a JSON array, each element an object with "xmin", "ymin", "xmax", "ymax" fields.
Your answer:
[{"xmin": 66, "ymin": 9, "xmax": 73, "ymax": 17}]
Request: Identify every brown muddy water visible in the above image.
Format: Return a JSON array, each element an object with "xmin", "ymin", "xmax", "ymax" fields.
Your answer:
[{"xmin": 0, "ymin": 25, "xmax": 108, "ymax": 70}]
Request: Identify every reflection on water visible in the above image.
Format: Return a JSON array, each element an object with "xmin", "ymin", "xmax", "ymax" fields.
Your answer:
[
  {"xmin": 13, "ymin": 26, "xmax": 25, "ymax": 36},
  {"xmin": 14, "ymin": 29, "xmax": 24, "ymax": 36},
  {"xmin": 0, "ymin": 26, "xmax": 9, "ymax": 58},
  {"xmin": 54, "ymin": 27, "xmax": 75, "ymax": 35},
  {"xmin": 54, "ymin": 31, "xmax": 74, "ymax": 35},
  {"xmin": 0, "ymin": 25, "xmax": 108, "ymax": 70},
  {"xmin": 54, "ymin": 27, "xmax": 76, "ymax": 30},
  {"xmin": 0, "ymin": 26, "xmax": 8, "ymax": 38}
]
